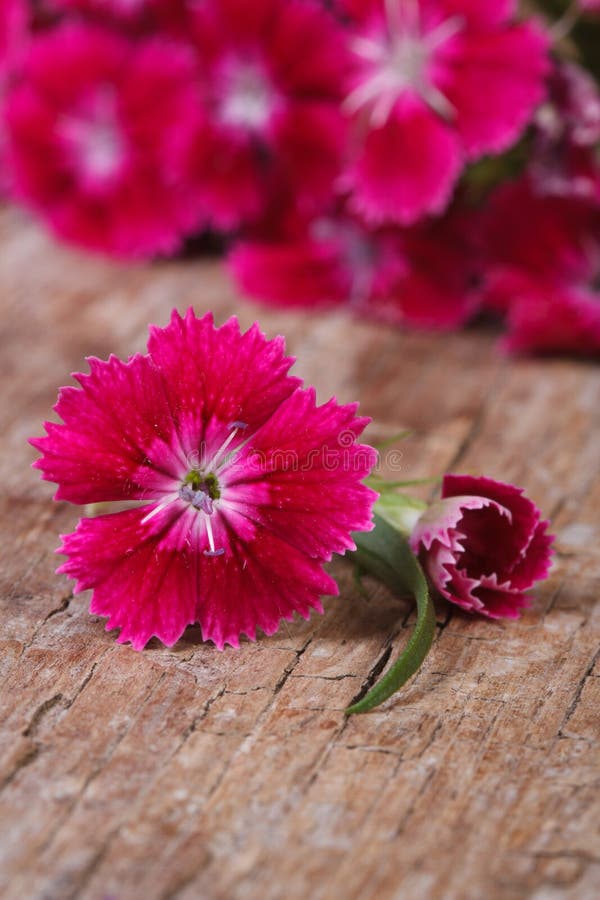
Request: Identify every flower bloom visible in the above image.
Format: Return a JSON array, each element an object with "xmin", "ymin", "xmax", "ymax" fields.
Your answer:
[
  {"xmin": 410, "ymin": 474, "xmax": 553, "ymax": 619},
  {"xmin": 230, "ymin": 202, "xmax": 479, "ymax": 329},
  {"xmin": 183, "ymin": 0, "xmax": 349, "ymax": 230},
  {"xmin": 3, "ymin": 24, "xmax": 203, "ymax": 258},
  {"xmin": 482, "ymin": 177, "xmax": 600, "ymax": 355},
  {"xmin": 340, "ymin": 0, "xmax": 550, "ymax": 224},
  {"xmin": 32, "ymin": 310, "xmax": 377, "ymax": 650}
]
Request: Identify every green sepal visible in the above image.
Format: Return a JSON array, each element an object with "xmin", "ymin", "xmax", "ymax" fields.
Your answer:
[
  {"xmin": 374, "ymin": 491, "xmax": 427, "ymax": 537},
  {"xmin": 345, "ymin": 513, "xmax": 436, "ymax": 715}
]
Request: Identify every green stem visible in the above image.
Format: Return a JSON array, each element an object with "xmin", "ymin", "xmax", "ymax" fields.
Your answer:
[{"xmin": 345, "ymin": 513, "xmax": 436, "ymax": 715}]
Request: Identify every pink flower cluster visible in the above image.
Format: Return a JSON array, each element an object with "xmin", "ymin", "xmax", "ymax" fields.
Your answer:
[{"xmin": 2, "ymin": 1, "xmax": 600, "ymax": 353}]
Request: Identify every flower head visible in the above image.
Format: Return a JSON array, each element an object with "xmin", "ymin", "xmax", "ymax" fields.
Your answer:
[
  {"xmin": 32, "ymin": 310, "xmax": 377, "ymax": 650},
  {"xmin": 3, "ymin": 24, "xmax": 203, "ymax": 258},
  {"xmin": 410, "ymin": 474, "xmax": 553, "ymax": 619},
  {"xmin": 341, "ymin": 0, "xmax": 549, "ymax": 224},
  {"xmin": 183, "ymin": 0, "xmax": 349, "ymax": 230}
]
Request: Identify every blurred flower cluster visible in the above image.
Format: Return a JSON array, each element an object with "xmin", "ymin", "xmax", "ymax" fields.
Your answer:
[{"xmin": 1, "ymin": 0, "xmax": 599, "ymax": 354}]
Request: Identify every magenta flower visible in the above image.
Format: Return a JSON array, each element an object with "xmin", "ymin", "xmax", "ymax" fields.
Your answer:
[
  {"xmin": 31, "ymin": 310, "xmax": 377, "ymax": 650},
  {"xmin": 341, "ymin": 0, "xmax": 549, "ymax": 224},
  {"xmin": 3, "ymin": 24, "xmax": 203, "ymax": 258},
  {"xmin": 183, "ymin": 0, "xmax": 349, "ymax": 230},
  {"xmin": 410, "ymin": 474, "xmax": 553, "ymax": 619},
  {"xmin": 482, "ymin": 177, "xmax": 600, "ymax": 355},
  {"xmin": 230, "ymin": 203, "xmax": 479, "ymax": 329}
]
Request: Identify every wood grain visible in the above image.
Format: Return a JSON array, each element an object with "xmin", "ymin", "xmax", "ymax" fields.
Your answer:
[{"xmin": 0, "ymin": 205, "xmax": 598, "ymax": 900}]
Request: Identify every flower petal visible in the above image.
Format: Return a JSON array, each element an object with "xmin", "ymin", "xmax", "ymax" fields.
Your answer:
[
  {"xmin": 223, "ymin": 388, "xmax": 377, "ymax": 559},
  {"xmin": 146, "ymin": 309, "xmax": 301, "ymax": 459},
  {"xmin": 31, "ymin": 353, "xmax": 185, "ymax": 504},
  {"xmin": 439, "ymin": 22, "xmax": 549, "ymax": 159},
  {"xmin": 347, "ymin": 96, "xmax": 463, "ymax": 225},
  {"xmin": 58, "ymin": 508, "xmax": 200, "ymax": 650},
  {"xmin": 198, "ymin": 523, "xmax": 337, "ymax": 649}
]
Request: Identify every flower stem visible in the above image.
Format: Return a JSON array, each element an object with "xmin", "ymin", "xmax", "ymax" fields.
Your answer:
[{"xmin": 345, "ymin": 513, "xmax": 436, "ymax": 715}]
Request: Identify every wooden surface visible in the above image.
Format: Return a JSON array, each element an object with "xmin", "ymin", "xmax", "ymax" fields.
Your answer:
[{"xmin": 0, "ymin": 205, "xmax": 599, "ymax": 900}]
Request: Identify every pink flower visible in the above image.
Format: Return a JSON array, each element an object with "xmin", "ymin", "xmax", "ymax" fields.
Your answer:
[
  {"xmin": 482, "ymin": 178, "xmax": 600, "ymax": 355},
  {"xmin": 3, "ymin": 24, "xmax": 203, "ymax": 258},
  {"xmin": 230, "ymin": 202, "xmax": 479, "ymax": 329},
  {"xmin": 341, "ymin": 0, "xmax": 550, "ymax": 224},
  {"xmin": 183, "ymin": 0, "xmax": 349, "ymax": 230},
  {"xmin": 410, "ymin": 474, "xmax": 553, "ymax": 619},
  {"xmin": 31, "ymin": 310, "xmax": 377, "ymax": 650}
]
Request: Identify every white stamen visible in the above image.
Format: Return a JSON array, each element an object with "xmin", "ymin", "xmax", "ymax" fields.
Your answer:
[
  {"xmin": 140, "ymin": 495, "xmax": 178, "ymax": 525},
  {"xmin": 210, "ymin": 421, "xmax": 248, "ymax": 470},
  {"xmin": 203, "ymin": 517, "xmax": 224, "ymax": 557}
]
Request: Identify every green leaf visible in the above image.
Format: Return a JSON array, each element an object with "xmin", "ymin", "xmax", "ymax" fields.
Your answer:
[
  {"xmin": 345, "ymin": 513, "xmax": 436, "ymax": 715},
  {"xmin": 370, "ymin": 429, "xmax": 413, "ymax": 451}
]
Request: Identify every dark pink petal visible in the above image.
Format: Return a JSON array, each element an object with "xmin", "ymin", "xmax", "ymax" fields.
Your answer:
[
  {"xmin": 483, "ymin": 180, "xmax": 597, "ymax": 283},
  {"xmin": 439, "ymin": 22, "xmax": 549, "ymax": 159},
  {"xmin": 31, "ymin": 354, "xmax": 184, "ymax": 504},
  {"xmin": 502, "ymin": 281, "xmax": 600, "ymax": 357},
  {"xmin": 471, "ymin": 585, "xmax": 529, "ymax": 619},
  {"xmin": 347, "ymin": 96, "xmax": 463, "ymax": 225},
  {"xmin": 58, "ymin": 508, "xmax": 200, "ymax": 651},
  {"xmin": 223, "ymin": 388, "xmax": 377, "ymax": 559},
  {"xmin": 184, "ymin": 121, "xmax": 279, "ymax": 231},
  {"xmin": 509, "ymin": 520, "xmax": 554, "ymax": 590},
  {"xmin": 273, "ymin": 102, "xmax": 347, "ymax": 217},
  {"xmin": 59, "ymin": 506, "xmax": 337, "ymax": 650},
  {"xmin": 146, "ymin": 310, "xmax": 301, "ymax": 459},
  {"xmin": 443, "ymin": 475, "xmax": 540, "ymax": 552},
  {"xmin": 198, "ymin": 524, "xmax": 337, "ymax": 649},
  {"xmin": 230, "ymin": 236, "xmax": 349, "ymax": 308},
  {"xmin": 410, "ymin": 494, "xmax": 498, "ymax": 553}
]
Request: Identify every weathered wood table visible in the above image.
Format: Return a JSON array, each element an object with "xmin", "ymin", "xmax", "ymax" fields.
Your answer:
[{"xmin": 1, "ymin": 206, "xmax": 598, "ymax": 900}]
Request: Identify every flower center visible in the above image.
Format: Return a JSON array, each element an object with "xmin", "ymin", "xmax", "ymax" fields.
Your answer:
[
  {"xmin": 179, "ymin": 470, "xmax": 221, "ymax": 514},
  {"xmin": 218, "ymin": 59, "xmax": 275, "ymax": 130},
  {"xmin": 59, "ymin": 87, "xmax": 125, "ymax": 186},
  {"xmin": 346, "ymin": 0, "xmax": 462, "ymax": 127}
]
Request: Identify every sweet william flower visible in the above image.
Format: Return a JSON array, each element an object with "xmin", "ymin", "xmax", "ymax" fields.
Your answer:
[
  {"xmin": 410, "ymin": 474, "xmax": 553, "ymax": 619},
  {"xmin": 31, "ymin": 310, "xmax": 377, "ymax": 650},
  {"xmin": 182, "ymin": 0, "xmax": 349, "ymax": 230},
  {"xmin": 340, "ymin": 0, "xmax": 550, "ymax": 225},
  {"xmin": 3, "ymin": 24, "xmax": 203, "ymax": 258}
]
